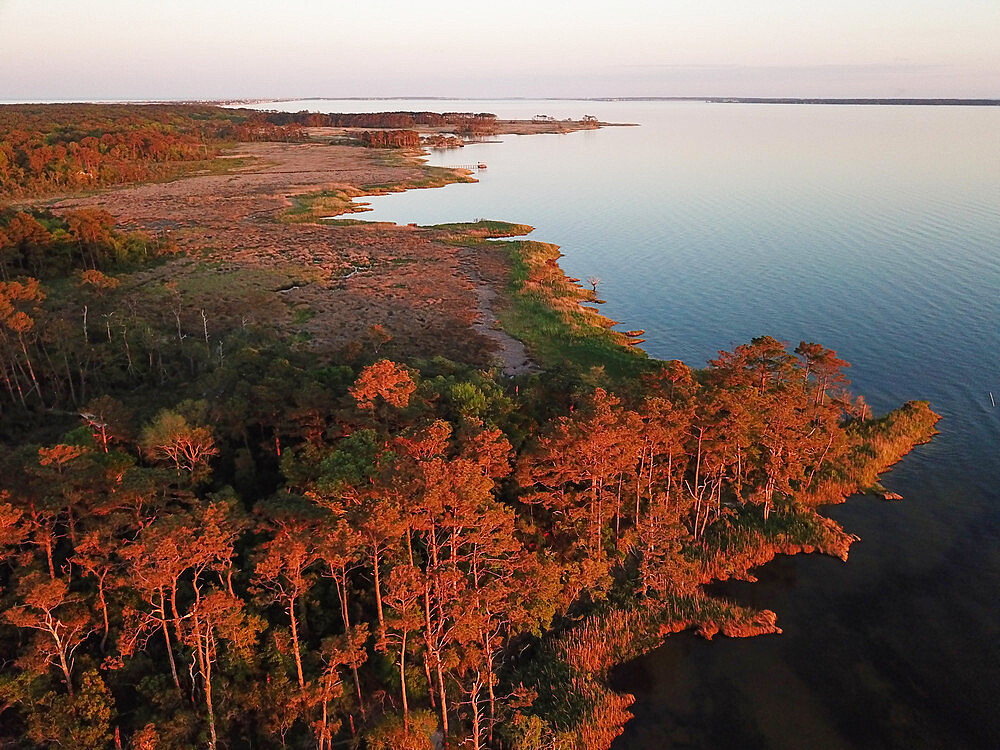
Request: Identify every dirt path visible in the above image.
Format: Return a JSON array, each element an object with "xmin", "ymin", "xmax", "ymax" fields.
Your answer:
[
  {"xmin": 47, "ymin": 142, "xmax": 536, "ymax": 373},
  {"xmin": 462, "ymin": 260, "xmax": 538, "ymax": 376}
]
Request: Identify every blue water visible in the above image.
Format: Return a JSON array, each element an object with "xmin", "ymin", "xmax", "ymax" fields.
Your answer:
[{"xmin": 257, "ymin": 99, "xmax": 1000, "ymax": 748}]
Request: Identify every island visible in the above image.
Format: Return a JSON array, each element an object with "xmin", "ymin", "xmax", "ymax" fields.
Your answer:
[{"xmin": 0, "ymin": 104, "xmax": 938, "ymax": 749}]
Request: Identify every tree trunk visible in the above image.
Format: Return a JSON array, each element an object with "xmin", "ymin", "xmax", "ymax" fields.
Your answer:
[
  {"xmin": 50, "ymin": 629, "xmax": 74, "ymax": 697},
  {"xmin": 435, "ymin": 651, "xmax": 449, "ymax": 746},
  {"xmin": 289, "ymin": 595, "xmax": 306, "ymax": 698},
  {"xmin": 399, "ymin": 630, "xmax": 409, "ymax": 730},
  {"xmin": 372, "ymin": 549, "xmax": 386, "ymax": 643},
  {"xmin": 424, "ymin": 651, "xmax": 436, "ymax": 709},
  {"xmin": 615, "ymin": 474, "xmax": 623, "ymax": 543},
  {"xmin": 486, "ymin": 649, "xmax": 497, "ymax": 743},
  {"xmin": 98, "ymin": 579, "xmax": 110, "ymax": 652},
  {"xmin": 334, "ymin": 569, "xmax": 365, "ymax": 717},
  {"xmin": 18, "ymin": 335, "xmax": 43, "ymax": 407},
  {"xmin": 203, "ymin": 629, "xmax": 218, "ymax": 750},
  {"xmin": 159, "ymin": 598, "xmax": 182, "ymax": 695},
  {"xmin": 43, "ymin": 534, "xmax": 56, "ymax": 580},
  {"xmin": 170, "ymin": 583, "xmax": 184, "ymax": 653},
  {"xmin": 470, "ymin": 678, "xmax": 481, "ymax": 750}
]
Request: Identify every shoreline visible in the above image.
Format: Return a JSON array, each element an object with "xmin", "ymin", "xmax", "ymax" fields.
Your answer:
[{"xmin": 345, "ymin": 140, "xmax": 944, "ymax": 748}]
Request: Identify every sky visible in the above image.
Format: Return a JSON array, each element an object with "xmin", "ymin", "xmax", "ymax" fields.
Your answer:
[{"xmin": 1, "ymin": 0, "xmax": 997, "ymax": 101}]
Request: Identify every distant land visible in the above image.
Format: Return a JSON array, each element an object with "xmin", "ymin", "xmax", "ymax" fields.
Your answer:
[
  {"xmin": 3, "ymin": 97, "xmax": 996, "ymax": 107},
  {"xmin": 219, "ymin": 96, "xmax": 1000, "ymax": 107}
]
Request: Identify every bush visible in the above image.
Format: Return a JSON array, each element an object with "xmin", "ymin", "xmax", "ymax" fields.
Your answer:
[{"xmin": 365, "ymin": 710, "xmax": 438, "ymax": 750}]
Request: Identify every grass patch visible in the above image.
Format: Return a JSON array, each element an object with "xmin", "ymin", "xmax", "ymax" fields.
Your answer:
[
  {"xmin": 318, "ymin": 217, "xmax": 373, "ymax": 227},
  {"xmin": 427, "ymin": 219, "xmax": 535, "ymax": 237},
  {"xmin": 361, "ymin": 165, "xmax": 475, "ymax": 194},
  {"xmin": 281, "ymin": 188, "xmax": 369, "ymax": 223},
  {"xmin": 491, "ymin": 239, "xmax": 651, "ymax": 382},
  {"xmin": 174, "ymin": 262, "xmax": 322, "ymax": 297},
  {"xmin": 291, "ymin": 306, "xmax": 316, "ymax": 325},
  {"xmin": 422, "ymin": 221, "xmax": 650, "ymax": 381},
  {"xmin": 154, "ymin": 150, "xmax": 260, "ymax": 183}
]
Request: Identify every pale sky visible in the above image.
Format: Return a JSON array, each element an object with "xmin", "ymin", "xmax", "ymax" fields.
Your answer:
[{"xmin": 1, "ymin": 0, "xmax": 997, "ymax": 100}]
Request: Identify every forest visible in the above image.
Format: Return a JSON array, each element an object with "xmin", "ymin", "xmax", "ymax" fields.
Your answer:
[
  {"xmin": 0, "ymin": 105, "xmax": 497, "ymax": 198},
  {"xmin": 0, "ymin": 105, "xmax": 236, "ymax": 197},
  {"xmin": 358, "ymin": 130, "xmax": 422, "ymax": 149},
  {"xmin": 256, "ymin": 111, "xmax": 500, "ymax": 135},
  {"xmin": 0, "ymin": 105, "xmax": 938, "ymax": 749}
]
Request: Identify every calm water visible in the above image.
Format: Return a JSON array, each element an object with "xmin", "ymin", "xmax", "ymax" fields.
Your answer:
[{"xmin": 257, "ymin": 99, "xmax": 1000, "ymax": 748}]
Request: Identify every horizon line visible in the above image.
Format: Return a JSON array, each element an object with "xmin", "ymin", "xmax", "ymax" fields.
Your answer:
[{"xmin": 3, "ymin": 96, "xmax": 999, "ymax": 107}]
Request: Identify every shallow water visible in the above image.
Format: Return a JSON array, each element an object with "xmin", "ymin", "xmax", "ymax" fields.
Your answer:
[{"xmin": 256, "ymin": 98, "xmax": 1000, "ymax": 748}]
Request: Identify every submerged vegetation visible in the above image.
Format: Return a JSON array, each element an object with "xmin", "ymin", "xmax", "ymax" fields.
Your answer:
[{"xmin": 0, "ymin": 104, "xmax": 939, "ymax": 749}]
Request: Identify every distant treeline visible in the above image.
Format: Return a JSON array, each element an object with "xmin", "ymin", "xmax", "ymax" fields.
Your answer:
[
  {"xmin": 700, "ymin": 97, "xmax": 1000, "ymax": 106},
  {"xmin": 256, "ymin": 110, "xmax": 499, "ymax": 134}
]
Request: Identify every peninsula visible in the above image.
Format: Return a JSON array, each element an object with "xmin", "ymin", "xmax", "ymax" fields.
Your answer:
[{"xmin": 0, "ymin": 104, "xmax": 938, "ymax": 750}]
